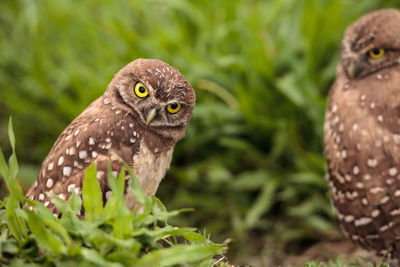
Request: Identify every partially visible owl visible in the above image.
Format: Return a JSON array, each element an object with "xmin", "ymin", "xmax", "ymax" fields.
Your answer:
[
  {"xmin": 324, "ymin": 9, "xmax": 400, "ymax": 257},
  {"xmin": 26, "ymin": 59, "xmax": 195, "ymax": 213}
]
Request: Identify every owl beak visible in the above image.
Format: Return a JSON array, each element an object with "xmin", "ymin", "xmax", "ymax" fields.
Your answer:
[
  {"xmin": 346, "ymin": 61, "xmax": 363, "ymax": 79},
  {"xmin": 145, "ymin": 108, "xmax": 157, "ymax": 125}
]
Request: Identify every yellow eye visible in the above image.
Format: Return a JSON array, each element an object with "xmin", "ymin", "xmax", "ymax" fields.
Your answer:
[
  {"xmin": 134, "ymin": 82, "xmax": 149, "ymax": 98},
  {"xmin": 167, "ymin": 103, "xmax": 181, "ymax": 114},
  {"xmin": 368, "ymin": 48, "xmax": 385, "ymax": 59}
]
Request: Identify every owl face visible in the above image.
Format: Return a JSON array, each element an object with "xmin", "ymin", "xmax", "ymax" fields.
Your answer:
[
  {"xmin": 110, "ymin": 59, "xmax": 195, "ymax": 141},
  {"xmin": 341, "ymin": 9, "xmax": 400, "ymax": 79}
]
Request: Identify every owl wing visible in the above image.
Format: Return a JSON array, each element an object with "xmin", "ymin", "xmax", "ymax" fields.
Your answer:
[{"xmin": 26, "ymin": 96, "xmax": 141, "ymax": 215}]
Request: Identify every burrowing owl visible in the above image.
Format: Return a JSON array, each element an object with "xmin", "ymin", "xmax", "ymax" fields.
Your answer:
[
  {"xmin": 26, "ymin": 59, "xmax": 195, "ymax": 213},
  {"xmin": 324, "ymin": 9, "xmax": 400, "ymax": 256}
]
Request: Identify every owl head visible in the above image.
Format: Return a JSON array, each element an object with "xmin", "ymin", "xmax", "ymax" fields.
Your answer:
[
  {"xmin": 107, "ymin": 59, "xmax": 195, "ymax": 141},
  {"xmin": 341, "ymin": 9, "xmax": 400, "ymax": 79}
]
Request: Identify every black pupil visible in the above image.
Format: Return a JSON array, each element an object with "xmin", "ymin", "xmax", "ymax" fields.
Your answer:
[
  {"xmin": 139, "ymin": 86, "xmax": 146, "ymax": 93},
  {"xmin": 170, "ymin": 103, "xmax": 178, "ymax": 109},
  {"xmin": 372, "ymin": 49, "xmax": 381, "ymax": 55}
]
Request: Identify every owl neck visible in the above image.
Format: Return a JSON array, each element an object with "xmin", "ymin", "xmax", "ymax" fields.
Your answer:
[{"xmin": 142, "ymin": 131, "xmax": 176, "ymax": 154}]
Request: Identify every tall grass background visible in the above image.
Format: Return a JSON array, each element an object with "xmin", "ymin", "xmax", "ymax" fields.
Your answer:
[{"xmin": 1, "ymin": 0, "xmax": 399, "ymax": 265}]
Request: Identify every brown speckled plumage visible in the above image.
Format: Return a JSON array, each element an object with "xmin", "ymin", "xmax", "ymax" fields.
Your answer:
[
  {"xmin": 324, "ymin": 9, "xmax": 400, "ymax": 257},
  {"xmin": 26, "ymin": 58, "xmax": 195, "ymax": 213}
]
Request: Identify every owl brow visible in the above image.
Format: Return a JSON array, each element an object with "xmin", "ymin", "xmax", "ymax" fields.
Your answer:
[
  {"xmin": 165, "ymin": 99, "xmax": 182, "ymax": 105},
  {"xmin": 134, "ymin": 78, "xmax": 154, "ymax": 94}
]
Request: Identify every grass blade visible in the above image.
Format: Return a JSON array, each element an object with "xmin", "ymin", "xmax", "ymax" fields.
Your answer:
[{"xmin": 82, "ymin": 163, "xmax": 104, "ymax": 222}]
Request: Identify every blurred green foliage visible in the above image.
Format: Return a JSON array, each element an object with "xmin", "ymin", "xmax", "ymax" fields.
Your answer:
[{"xmin": 1, "ymin": 0, "xmax": 400, "ymax": 265}]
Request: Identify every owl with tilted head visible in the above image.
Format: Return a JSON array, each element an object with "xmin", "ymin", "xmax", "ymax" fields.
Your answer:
[
  {"xmin": 26, "ymin": 58, "xmax": 195, "ymax": 213},
  {"xmin": 324, "ymin": 9, "xmax": 400, "ymax": 258}
]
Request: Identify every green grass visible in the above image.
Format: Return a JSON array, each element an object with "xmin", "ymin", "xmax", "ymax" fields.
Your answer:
[
  {"xmin": 0, "ymin": 118, "xmax": 227, "ymax": 266},
  {"xmin": 304, "ymin": 259, "xmax": 392, "ymax": 267},
  {"xmin": 1, "ymin": 0, "xmax": 400, "ymax": 265}
]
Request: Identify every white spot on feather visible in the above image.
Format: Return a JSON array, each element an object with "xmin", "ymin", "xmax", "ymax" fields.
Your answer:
[
  {"xmin": 63, "ymin": 167, "xmax": 72, "ymax": 176},
  {"xmin": 355, "ymin": 217, "xmax": 372, "ymax": 226},
  {"xmin": 79, "ymin": 151, "xmax": 87, "ymax": 159},
  {"xmin": 367, "ymin": 159, "xmax": 378, "ymax": 168},
  {"xmin": 58, "ymin": 156, "xmax": 64, "ymax": 166},
  {"xmin": 48, "ymin": 162, "xmax": 54, "ymax": 171},
  {"xmin": 389, "ymin": 167, "xmax": 398, "ymax": 176},
  {"xmin": 46, "ymin": 179, "xmax": 54, "ymax": 188}
]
